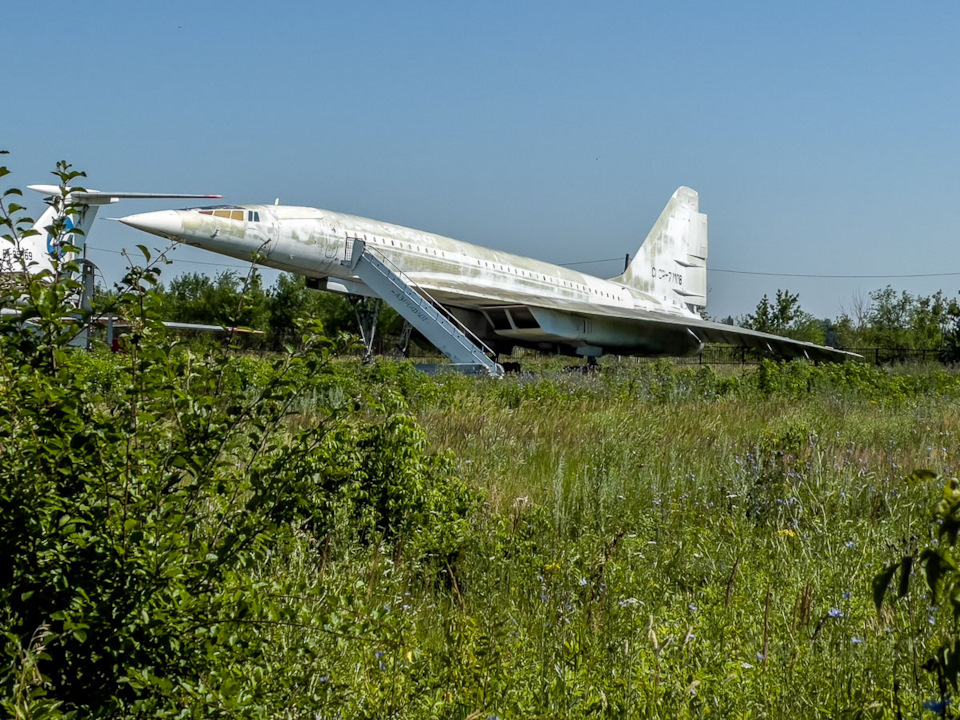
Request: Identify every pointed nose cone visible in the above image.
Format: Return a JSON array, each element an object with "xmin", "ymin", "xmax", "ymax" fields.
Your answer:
[{"xmin": 119, "ymin": 210, "xmax": 184, "ymax": 239}]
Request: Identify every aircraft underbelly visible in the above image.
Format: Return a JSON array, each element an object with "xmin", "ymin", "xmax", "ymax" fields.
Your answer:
[
  {"xmin": 528, "ymin": 308, "xmax": 703, "ymax": 356},
  {"xmin": 393, "ymin": 278, "xmax": 702, "ymax": 355}
]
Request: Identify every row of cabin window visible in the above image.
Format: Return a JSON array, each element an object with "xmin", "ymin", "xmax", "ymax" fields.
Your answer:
[
  {"xmin": 344, "ymin": 233, "xmax": 443, "ymax": 257},
  {"xmin": 199, "ymin": 209, "xmax": 261, "ymax": 222},
  {"xmin": 472, "ymin": 255, "xmax": 619, "ymax": 299},
  {"xmin": 345, "ymin": 231, "xmax": 618, "ymax": 300}
]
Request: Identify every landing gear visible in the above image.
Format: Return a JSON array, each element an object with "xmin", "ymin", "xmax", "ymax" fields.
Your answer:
[
  {"xmin": 572, "ymin": 356, "xmax": 600, "ymax": 373},
  {"xmin": 563, "ymin": 355, "xmax": 600, "ymax": 374},
  {"xmin": 395, "ymin": 320, "xmax": 414, "ymax": 358},
  {"xmin": 350, "ymin": 296, "xmax": 382, "ymax": 364}
]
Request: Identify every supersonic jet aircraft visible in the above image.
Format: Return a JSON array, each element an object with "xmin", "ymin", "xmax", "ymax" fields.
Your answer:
[{"xmin": 118, "ymin": 187, "xmax": 856, "ymax": 363}]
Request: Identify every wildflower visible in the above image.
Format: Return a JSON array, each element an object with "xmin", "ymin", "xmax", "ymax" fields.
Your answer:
[
  {"xmin": 755, "ymin": 652, "xmax": 765, "ymax": 662},
  {"xmin": 402, "ymin": 604, "xmax": 411, "ymax": 611},
  {"xmin": 375, "ymin": 650, "xmax": 385, "ymax": 659},
  {"xmin": 688, "ymin": 604, "xmax": 697, "ymax": 613},
  {"xmin": 845, "ymin": 541, "xmax": 855, "ymax": 549},
  {"xmin": 851, "ymin": 637, "xmax": 864, "ymax": 645},
  {"xmin": 544, "ymin": 563, "xmax": 561, "ymax": 572},
  {"xmin": 777, "ymin": 529, "xmax": 796, "ymax": 537},
  {"xmin": 828, "ymin": 608, "xmax": 843, "ymax": 618},
  {"xmin": 579, "ymin": 577, "xmax": 588, "ymax": 586},
  {"xmin": 843, "ymin": 591, "xmax": 852, "ymax": 600}
]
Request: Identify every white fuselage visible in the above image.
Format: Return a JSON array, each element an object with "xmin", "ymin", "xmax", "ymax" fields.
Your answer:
[
  {"xmin": 116, "ymin": 189, "xmax": 859, "ymax": 363},
  {"xmin": 160, "ymin": 204, "xmax": 697, "ymax": 320}
]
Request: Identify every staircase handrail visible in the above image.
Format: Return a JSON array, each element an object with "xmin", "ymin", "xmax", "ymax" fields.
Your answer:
[{"xmin": 345, "ymin": 236, "xmax": 498, "ymax": 360}]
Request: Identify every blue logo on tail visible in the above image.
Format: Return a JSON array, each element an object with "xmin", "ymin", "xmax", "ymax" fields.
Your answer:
[{"xmin": 46, "ymin": 216, "xmax": 75, "ymax": 258}]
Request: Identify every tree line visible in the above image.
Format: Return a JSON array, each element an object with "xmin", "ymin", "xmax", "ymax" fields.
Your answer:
[
  {"xmin": 730, "ymin": 286, "xmax": 960, "ymax": 357},
  {"xmin": 106, "ymin": 269, "xmax": 960, "ymax": 357},
  {"xmin": 96, "ymin": 270, "xmax": 364, "ymax": 349}
]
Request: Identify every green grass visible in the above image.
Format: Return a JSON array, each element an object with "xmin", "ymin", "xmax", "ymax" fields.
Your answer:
[
  {"xmin": 14, "ymin": 352, "xmax": 960, "ymax": 717},
  {"xmin": 232, "ymin": 360, "xmax": 960, "ymax": 717}
]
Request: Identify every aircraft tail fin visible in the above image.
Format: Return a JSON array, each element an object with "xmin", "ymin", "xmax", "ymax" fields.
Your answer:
[
  {"xmin": 611, "ymin": 186, "xmax": 708, "ymax": 312},
  {"xmin": 8, "ymin": 193, "xmax": 93, "ymax": 276}
]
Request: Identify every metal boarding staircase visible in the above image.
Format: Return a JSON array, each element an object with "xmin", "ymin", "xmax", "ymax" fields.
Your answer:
[{"xmin": 341, "ymin": 239, "xmax": 504, "ymax": 377}]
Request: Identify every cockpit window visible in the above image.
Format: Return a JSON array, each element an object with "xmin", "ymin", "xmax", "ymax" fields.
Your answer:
[{"xmin": 195, "ymin": 207, "xmax": 258, "ymax": 222}]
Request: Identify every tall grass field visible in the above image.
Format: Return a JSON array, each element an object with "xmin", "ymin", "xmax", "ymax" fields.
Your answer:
[{"xmin": 6, "ymin": 350, "xmax": 960, "ymax": 718}]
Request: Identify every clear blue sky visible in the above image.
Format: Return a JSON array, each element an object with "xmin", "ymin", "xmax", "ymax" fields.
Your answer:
[{"xmin": 5, "ymin": 0, "xmax": 960, "ymax": 320}]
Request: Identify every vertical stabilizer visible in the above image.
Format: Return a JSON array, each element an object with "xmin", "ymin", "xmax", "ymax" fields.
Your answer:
[
  {"xmin": 611, "ymin": 186, "xmax": 708, "ymax": 313},
  {"xmin": 5, "ymin": 192, "xmax": 99, "ymax": 276}
]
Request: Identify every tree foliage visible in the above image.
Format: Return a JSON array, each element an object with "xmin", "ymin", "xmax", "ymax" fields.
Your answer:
[
  {"xmin": 742, "ymin": 289, "xmax": 825, "ymax": 345},
  {"xmin": 832, "ymin": 286, "xmax": 960, "ymax": 353},
  {"xmin": 158, "ymin": 269, "xmax": 270, "ymax": 329},
  {"xmin": 741, "ymin": 286, "xmax": 960, "ymax": 355},
  {"xmin": 0, "ymin": 160, "xmax": 478, "ymax": 716}
]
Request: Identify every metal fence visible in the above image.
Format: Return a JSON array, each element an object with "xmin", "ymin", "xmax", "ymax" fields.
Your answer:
[
  {"xmin": 150, "ymin": 323, "xmax": 949, "ymax": 368},
  {"xmin": 401, "ymin": 344, "xmax": 949, "ymax": 368},
  {"xmin": 673, "ymin": 346, "xmax": 946, "ymax": 367}
]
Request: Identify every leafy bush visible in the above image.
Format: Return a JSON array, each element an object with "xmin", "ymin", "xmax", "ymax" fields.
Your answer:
[
  {"xmin": 0, "ymin": 162, "xmax": 478, "ymax": 716},
  {"xmin": 304, "ymin": 414, "xmax": 480, "ymax": 563}
]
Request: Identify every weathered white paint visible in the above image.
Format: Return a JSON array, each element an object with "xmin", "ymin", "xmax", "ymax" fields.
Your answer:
[{"xmin": 119, "ymin": 188, "xmax": 857, "ymax": 361}]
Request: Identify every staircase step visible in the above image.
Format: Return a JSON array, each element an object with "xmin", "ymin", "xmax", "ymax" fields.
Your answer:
[{"xmin": 343, "ymin": 241, "xmax": 503, "ymax": 377}]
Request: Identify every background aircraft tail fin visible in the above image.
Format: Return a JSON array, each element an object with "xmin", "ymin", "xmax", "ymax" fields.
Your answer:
[
  {"xmin": 9, "ymin": 192, "xmax": 97, "ymax": 276},
  {"xmin": 610, "ymin": 186, "xmax": 708, "ymax": 313}
]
